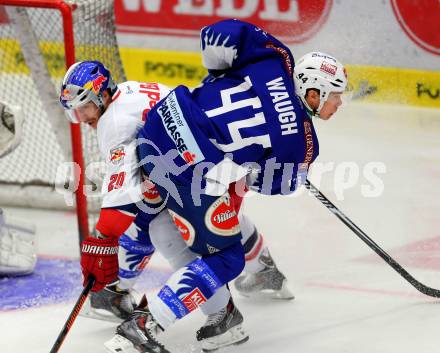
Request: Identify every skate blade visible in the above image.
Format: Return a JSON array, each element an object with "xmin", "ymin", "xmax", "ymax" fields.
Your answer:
[
  {"xmin": 238, "ymin": 281, "xmax": 295, "ymax": 300},
  {"xmin": 201, "ymin": 324, "xmax": 249, "ymax": 352},
  {"xmin": 80, "ymin": 297, "xmax": 122, "ymax": 323},
  {"xmin": 105, "ymin": 334, "xmax": 139, "ymax": 353}
]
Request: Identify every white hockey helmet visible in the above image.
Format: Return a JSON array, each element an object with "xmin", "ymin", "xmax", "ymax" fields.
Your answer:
[{"xmin": 293, "ymin": 52, "xmax": 348, "ymax": 115}]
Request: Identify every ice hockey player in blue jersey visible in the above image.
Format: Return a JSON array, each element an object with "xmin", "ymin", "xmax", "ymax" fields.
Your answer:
[
  {"xmin": 59, "ymin": 61, "xmax": 291, "ymax": 352},
  {"xmin": 105, "ymin": 19, "xmax": 349, "ymax": 353}
]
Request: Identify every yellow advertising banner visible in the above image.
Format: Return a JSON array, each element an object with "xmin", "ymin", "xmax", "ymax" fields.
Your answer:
[
  {"xmin": 121, "ymin": 48, "xmax": 440, "ymax": 109},
  {"xmin": 120, "ymin": 47, "xmax": 207, "ymax": 88},
  {"xmin": 1, "ymin": 40, "xmax": 438, "ymax": 109},
  {"xmin": 346, "ymin": 65, "xmax": 440, "ymax": 108}
]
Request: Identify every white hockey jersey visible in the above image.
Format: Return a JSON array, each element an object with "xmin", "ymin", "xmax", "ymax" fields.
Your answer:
[{"xmin": 97, "ymin": 81, "xmax": 170, "ymax": 208}]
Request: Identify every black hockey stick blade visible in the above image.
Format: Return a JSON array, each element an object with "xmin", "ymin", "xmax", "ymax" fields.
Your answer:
[
  {"xmin": 305, "ymin": 179, "xmax": 440, "ymax": 298},
  {"xmin": 49, "ymin": 276, "xmax": 95, "ymax": 353}
]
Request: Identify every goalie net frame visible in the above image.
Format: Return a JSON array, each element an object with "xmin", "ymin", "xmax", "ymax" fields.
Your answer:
[{"xmin": 0, "ymin": 0, "xmax": 125, "ymax": 241}]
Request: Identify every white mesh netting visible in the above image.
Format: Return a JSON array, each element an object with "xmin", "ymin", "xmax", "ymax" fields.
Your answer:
[{"xmin": 0, "ymin": 1, "xmax": 126, "ymax": 231}]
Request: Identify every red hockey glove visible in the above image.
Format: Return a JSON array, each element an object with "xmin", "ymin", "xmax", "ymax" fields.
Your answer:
[{"xmin": 80, "ymin": 236, "xmax": 119, "ymax": 292}]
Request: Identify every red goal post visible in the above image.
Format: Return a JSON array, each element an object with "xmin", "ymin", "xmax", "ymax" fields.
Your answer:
[{"xmin": 0, "ymin": 0, "xmax": 126, "ymax": 241}]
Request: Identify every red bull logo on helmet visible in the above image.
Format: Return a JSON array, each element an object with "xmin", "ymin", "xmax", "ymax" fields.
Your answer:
[
  {"xmin": 62, "ymin": 88, "xmax": 73, "ymax": 101},
  {"xmin": 83, "ymin": 73, "xmax": 107, "ymax": 95}
]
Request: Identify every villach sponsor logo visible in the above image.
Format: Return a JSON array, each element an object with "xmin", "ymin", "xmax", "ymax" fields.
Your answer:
[{"xmin": 115, "ymin": 0, "xmax": 333, "ymax": 42}]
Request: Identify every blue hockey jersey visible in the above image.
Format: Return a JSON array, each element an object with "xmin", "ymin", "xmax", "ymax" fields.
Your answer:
[{"xmin": 138, "ymin": 19, "xmax": 319, "ymax": 195}]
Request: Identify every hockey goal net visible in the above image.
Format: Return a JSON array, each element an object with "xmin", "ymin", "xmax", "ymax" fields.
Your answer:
[{"xmin": 0, "ymin": 0, "xmax": 126, "ymax": 239}]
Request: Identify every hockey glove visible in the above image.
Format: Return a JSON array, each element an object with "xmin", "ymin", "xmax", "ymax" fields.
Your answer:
[{"xmin": 80, "ymin": 236, "xmax": 119, "ymax": 292}]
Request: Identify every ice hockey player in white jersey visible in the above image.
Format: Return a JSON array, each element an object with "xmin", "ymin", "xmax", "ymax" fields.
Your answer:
[
  {"xmin": 60, "ymin": 61, "xmax": 172, "ymax": 320},
  {"xmin": 0, "ymin": 101, "xmax": 37, "ymax": 277},
  {"xmin": 60, "ymin": 61, "xmax": 293, "ymax": 351}
]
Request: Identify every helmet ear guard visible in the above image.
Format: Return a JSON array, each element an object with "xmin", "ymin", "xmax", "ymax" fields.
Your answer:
[
  {"xmin": 293, "ymin": 52, "xmax": 349, "ymax": 116},
  {"xmin": 64, "ymin": 109, "xmax": 80, "ymax": 124}
]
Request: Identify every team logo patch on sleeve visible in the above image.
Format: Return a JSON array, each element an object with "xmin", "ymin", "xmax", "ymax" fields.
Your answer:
[
  {"xmin": 109, "ymin": 146, "xmax": 126, "ymax": 165},
  {"xmin": 204, "ymin": 194, "xmax": 240, "ymax": 236}
]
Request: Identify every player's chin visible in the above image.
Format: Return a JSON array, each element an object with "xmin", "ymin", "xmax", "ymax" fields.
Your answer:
[
  {"xmin": 319, "ymin": 113, "xmax": 333, "ymax": 120},
  {"xmin": 322, "ymin": 108, "xmax": 338, "ymax": 120}
]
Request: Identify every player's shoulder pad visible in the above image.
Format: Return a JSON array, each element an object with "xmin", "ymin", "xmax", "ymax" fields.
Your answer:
[
  {"xmin": 201, "ymin": 19, "xmax": 293, "ymax": 74},
  {"xmin": 114, "ymin": 81, "xmax": 170, "ymax": 107}
]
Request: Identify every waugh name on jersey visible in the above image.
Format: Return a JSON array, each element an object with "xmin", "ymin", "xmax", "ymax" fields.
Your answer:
[{"xmin": 266, "ymin": 76, "xmax": 298, "ymax": 136}]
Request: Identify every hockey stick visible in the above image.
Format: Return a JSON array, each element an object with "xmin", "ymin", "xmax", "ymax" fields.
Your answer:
[
  {"xmin": 49, "ymin": 276, "xmax": 95, "ymax": 353},
  {"xmin": 304, "ymin": 179, "xmax": 440, "ymax": 298}
]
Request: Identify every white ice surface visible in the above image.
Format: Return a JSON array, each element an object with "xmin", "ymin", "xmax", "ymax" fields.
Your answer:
[{"xmin": 1, "ymin": 102, "xmax": 440, "ymax": 353}]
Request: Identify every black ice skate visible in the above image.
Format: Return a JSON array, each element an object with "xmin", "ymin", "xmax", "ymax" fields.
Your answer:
[
  {"xmin": 105, "ymin": 295, "xmax": 169, "ymax": 353},
  {"xmin": 82, "ymin": 282, "xmax": 136, "ymax": 322},
  {"xmin": 234, "ymin": 248, "xmax": 294, "ymax": 300},
  {"xmin": 196, "ymin": 297, "xmax": 249, "ymax": 352}
]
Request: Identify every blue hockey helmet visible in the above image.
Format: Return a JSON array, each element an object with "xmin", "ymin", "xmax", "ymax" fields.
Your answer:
[{"xmin": 60, "ymin": 61, "xmax": 117, "ymax": 123}]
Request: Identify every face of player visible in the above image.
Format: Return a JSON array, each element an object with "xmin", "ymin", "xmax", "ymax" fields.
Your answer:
[
  {"xmin": 305, "ymin": 90, "xmax": 342, "ymax": 120},
  {"xmin": 73, "ymin": 91, "xmax": 111, "ymax": 129},
  {"xmin": 74, "ymin": 101, "xmax": 101, "ymax": 128},
  {"xmin": 319, "ymin": 92, "xmax": 343, "ymax": 120}
]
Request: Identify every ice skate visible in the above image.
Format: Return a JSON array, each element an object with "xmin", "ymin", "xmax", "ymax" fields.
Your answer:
[
  {"xmin": 105, "ymin": 295, "xmax": 169, "ymax": 353},
  {"xmin": 235, "ymin": 249, "xmax": 294, "ymax": 300},
  {"xmin": 81, "ymin": 282, "xmax": 136, "ymax": 322},
  {"xmin": 196, "ymin": 298, "xmax": 249, "ymax": 352}
]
